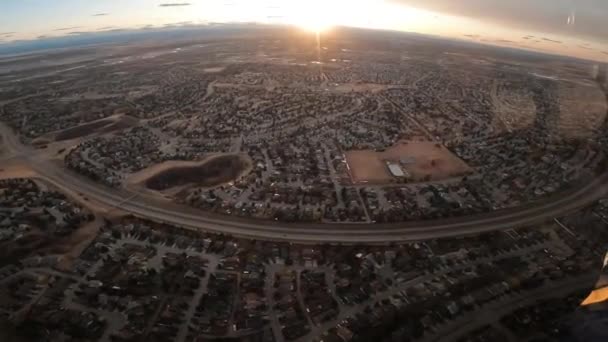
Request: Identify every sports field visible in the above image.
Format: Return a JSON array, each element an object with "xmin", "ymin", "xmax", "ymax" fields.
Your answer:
[{"xmin": 345, "ymin": 141, "xmax": 472, "ymax": 184}]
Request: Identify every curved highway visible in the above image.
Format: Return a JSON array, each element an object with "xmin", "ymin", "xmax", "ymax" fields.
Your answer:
[{"xmin": 1, "ymin": 123, "xmax": 607, "ymax": 243}]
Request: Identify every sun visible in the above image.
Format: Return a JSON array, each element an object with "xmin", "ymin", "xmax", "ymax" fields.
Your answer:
[
  {"xmin": 294, "ymin": 20, "xmax": 332, "ymax": 33},
  {"xmin": 284, "ymin": 0, "xmax": 335, "ymax": 33}
]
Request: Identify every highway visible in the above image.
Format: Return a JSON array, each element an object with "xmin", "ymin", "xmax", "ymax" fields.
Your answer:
[{"xmin": 1, "ymin": 122, "xmax": 607, "ymax": 243}]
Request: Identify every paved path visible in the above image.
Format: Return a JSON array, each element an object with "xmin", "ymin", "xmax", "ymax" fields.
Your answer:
[
  {"xmin": 175, "ymin": 258, "xmax": 219, "ymax": 342},
  {"xmin": 296, "ymin": 270, "xmax": 315, "ymax": 328},
  {"xmin": 265, "ymin": 265, "xmax": 286, "ymax": 342},
  {"xmin": 323, "ymin": 144, "xmax": 345, "ymax": 208}
]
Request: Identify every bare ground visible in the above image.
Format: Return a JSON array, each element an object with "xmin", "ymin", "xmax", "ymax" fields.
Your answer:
[
  {"xmin": 0, "ymin": 162, "xmax": 37, "ymax": 179},
  {"xmin": 345, "ymin": 141, "xmax": 472, "ymax": 184},
  {"xmin": 203, "ymin": 66, "xmax": 226, "ymax": 73},
  {"xmin": 330, "ymin": 83, "xmax": 394, "ymax": 93},
  {"xmin": 557, "ymin": 83, "xmax": 607, "ymax": 139},
  {"xmin": 32, "ymin": 114, "xmax": 138, "ymax": 145},
  {"xmin": 492, "ymin": 79, "xmax": 536, "ymax": 132}
]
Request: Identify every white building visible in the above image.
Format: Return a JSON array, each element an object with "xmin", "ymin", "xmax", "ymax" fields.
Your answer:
[{"xmin": 387, "ymin": 163, "xmax": 408, "ymax": 178}]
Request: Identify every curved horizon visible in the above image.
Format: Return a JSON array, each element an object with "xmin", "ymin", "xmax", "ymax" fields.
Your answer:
[{"xmin": 1, "ymin": 0, "xmax": 607, "ymax": 62}]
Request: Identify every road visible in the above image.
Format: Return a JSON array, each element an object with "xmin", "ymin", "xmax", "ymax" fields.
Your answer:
[{"xmin": 1, "ymin": 122, "xmax": 607, "ymax": 243}]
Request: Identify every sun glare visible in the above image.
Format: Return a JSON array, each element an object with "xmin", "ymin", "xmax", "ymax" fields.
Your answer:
[
  {"xmin": 284, "ymin": 0, "xmax": 338, "ymax": 32},
  {"xmin": 282, "ymin": 0, "xmax": 427, "ymax": 34},
  {"xmin": 294, "ymin": 20, "xmax": 332, "ymax": 33}
]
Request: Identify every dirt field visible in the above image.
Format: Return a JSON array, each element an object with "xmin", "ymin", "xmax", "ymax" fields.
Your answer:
[
  {"xmin": 556, "ymin": 83, "xmax": 607, "ymax": 139},
  {"xmin": 203, "ymin": 66, "xmax": 226, "ymax": 73},
  {"xmin": 492, "ymin": 80, "xmax": 536, "ymax": 132},
  {"xmin": 345, "ymin": 141, "xmax": 472, "ymax": 184},
  {"xmin": 32, "ymin": 114, "xmax": 138, "ymax": 144},
  {"xmin": 0, "ymin": 162, "xmax": 37, "ymax": 179},
  {"xmin": 128, "ymin": 154, "xmax": 252, "ymax": 192},
  {"xmin": 330, "ymin": 83, "xmax": 394, "ymax": 93}
]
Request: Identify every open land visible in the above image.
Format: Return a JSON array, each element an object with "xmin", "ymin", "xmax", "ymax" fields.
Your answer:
[
  {"xmin": 345, "ymin": 140, "xmax": 473, "ymax": 184},
  {"xmin": 45, "ymin": 114, "xmax": 137, "ymax": 143},
  {"xmin": 556, "ymin": 83, "xmax": 607, "ymax": 139},
  {"xmin": 31, "ymin": 115, "xmax": 138, "ymax": 147}
]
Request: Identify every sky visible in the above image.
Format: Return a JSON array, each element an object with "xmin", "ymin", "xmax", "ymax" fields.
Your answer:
[{"xmin": 0, "ymin": 0, "xmax": 607, "ymax": 61}]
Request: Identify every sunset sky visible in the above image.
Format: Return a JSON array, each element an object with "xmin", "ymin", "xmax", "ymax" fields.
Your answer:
[{"xmin": 1, "ymin": 0, "xmax": 607, "ymax": 61}]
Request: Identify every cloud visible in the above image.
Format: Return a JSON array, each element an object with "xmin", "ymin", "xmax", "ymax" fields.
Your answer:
[
  {"xmin": 168, "ymin": 21, "xmax": 193, "ymax": 26},
  {"xmin": 97, "ymin": 26, "xmax": 117, "ymax": 31},
  {"xmin": 159, "ymin": 3, "xmax": 191, "ymax": 7},
  {"xmin": 0, "ymin": 32, "xmax": 15, "ymax": 38},
  {"xmin": 37, "ymin": 35, "xmax": 49, "ymax": 39},
  {"xmin": 391, "ymin": 0, "xmax": 608, "ymax": 42},
  {"xmin": 92, "ymin": 13, "xmax": 109, "ymax": 17},
  {"xmin": 54, "ymin": 26, "xmax": 82, "ymax": 31},
  {"xmin": 541, "ymin": 37, "xmax": 562, "ymax": 44}
]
